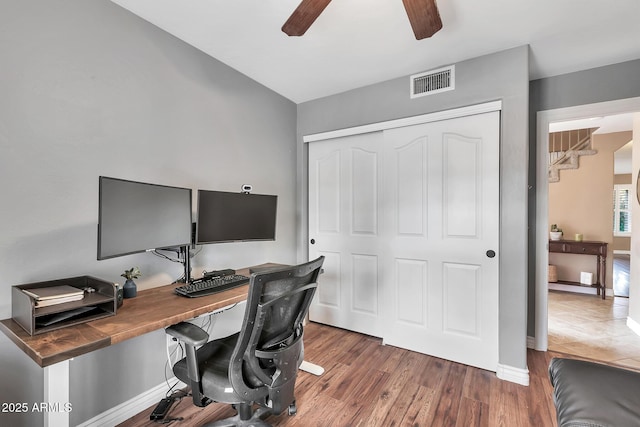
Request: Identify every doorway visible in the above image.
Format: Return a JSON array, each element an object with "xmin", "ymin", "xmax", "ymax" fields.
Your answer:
[
  {"xmin": 613, "ymin": 139, "xmax": 632, "ymax": 298},
  {"xmin": 534, "ymin": 97, "xmax": 640, "ymax": 358},
  {"xmin": 545, "ymin": 113, "xmax": 638, "ymax": 366}
]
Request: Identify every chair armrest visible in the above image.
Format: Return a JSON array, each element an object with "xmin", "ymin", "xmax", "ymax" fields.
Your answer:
[
  {"xmin": 549, "ymin": 358, "xmax": 640, "ymax": 426},
  {"xmin": 166, "ymin": 322, "xmax": 209, "ymax": 347},
  {"xmin": 166, "ymin": 322, "xmax": 211, "ymax": 407}
]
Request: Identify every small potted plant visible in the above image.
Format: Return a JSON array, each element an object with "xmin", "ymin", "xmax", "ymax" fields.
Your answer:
[
  {"xmin": 121, "ymin": 267, "xmax": 142, "ymax": 298},
  {"xmin": 550, "ymin": 224, "xmax": 563, "ymax": 241}
]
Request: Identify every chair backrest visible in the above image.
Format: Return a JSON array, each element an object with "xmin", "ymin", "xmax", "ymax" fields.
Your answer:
[{"xmin": 229, "ymin": 256, "xmax": 324, "ymax": 413}]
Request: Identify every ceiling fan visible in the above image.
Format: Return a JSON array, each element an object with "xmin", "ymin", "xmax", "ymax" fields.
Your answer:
[{"xmin": 281, "ymin": 0, "xmax": 442, "ymax": 40}]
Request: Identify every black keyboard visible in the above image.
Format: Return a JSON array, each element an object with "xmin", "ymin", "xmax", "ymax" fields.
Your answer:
[{"xmin": 174, "ymin": 274, "xmax": 250, "ymax": 298}]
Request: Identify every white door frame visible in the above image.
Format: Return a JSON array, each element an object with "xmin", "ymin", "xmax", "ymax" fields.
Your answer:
[
  {"xmin": 303, "ymin": 101, "xmax": 502, "ymax": 143},
  {"xmin": 534, "ymin": 96, "xmax": 640, "ymax": 351}
]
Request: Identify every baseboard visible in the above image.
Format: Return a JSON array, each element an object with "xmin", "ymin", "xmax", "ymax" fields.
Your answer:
[
  {"xmin": 613, "ymin": 250, "xmax": 631, "ymax": 255},
  {"xmin": 548, "ymin": 282, "xmax": 597, "ymax": 295},
  {"xmin": 526, "ymin": 335, "xmax": 535, "ymax": 349},
  {"xmin": 627, "ymin": 316, "xmax": 640, "ymax": 337},
  {"xmin": 76, "ymin": 378, "xmax": 186, "ymax": 427},
  {"xmin": 496, "ymin": 363, "xmax": 530, "ymax": 386},
  {"xmin": 548, "ymin": 283, "xmax": 614, "ymax": 297},
  {"xmin": 527, "ymin": 334, "xmax": 547, "ymax": 351}
]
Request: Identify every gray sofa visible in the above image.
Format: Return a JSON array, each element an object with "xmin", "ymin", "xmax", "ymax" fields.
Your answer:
[{"xmin": 548, "ymin": 357, "xmax": 640, "ymax": 427}]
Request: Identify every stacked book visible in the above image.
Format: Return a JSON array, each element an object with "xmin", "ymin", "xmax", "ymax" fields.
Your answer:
[{"xmin": 22, "ymin": 285, "xmax": 85, "ymax": 307}]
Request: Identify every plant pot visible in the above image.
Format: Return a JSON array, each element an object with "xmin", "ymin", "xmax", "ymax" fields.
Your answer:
[
  {"xmin": 123, "ymin": 279, "xmax": 137, "ymax": 298},
  {"xmin": 550, "ymin": 231, "xmax": 563, "ymax": 241}
]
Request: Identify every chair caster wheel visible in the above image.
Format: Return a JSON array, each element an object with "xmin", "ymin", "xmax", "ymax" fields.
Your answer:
[{"xmin": 288, "ymin": 402, "xmax": 297, "ymax": 416}]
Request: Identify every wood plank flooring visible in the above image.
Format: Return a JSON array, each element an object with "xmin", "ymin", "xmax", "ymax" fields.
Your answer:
[
  {"xmin": 117, "ymin": 322, "xmax": 562, "ymax": 427},
  {"xmin": 613, "ymin": 253, "xmax": 630, "ymax": 297}
]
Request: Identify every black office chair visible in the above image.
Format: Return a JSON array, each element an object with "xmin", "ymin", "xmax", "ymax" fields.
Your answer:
[{"xmin": 166, "ymin": 256, "xmax": 324, "ymax": 427}]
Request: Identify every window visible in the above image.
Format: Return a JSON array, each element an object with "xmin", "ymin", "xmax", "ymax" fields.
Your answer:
[{"xmin": 613, "ymin": 184, "xmax": 632, "ymax": 236}]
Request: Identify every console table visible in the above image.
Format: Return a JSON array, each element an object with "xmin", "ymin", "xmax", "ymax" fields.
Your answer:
[{"xmin": 548, "ymin": 240, "xmax": 608, "ymax": 299}]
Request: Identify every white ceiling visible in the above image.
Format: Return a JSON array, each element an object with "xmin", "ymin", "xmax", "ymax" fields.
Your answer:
[{"xmin": 110, "ymin": 0, "xmax": 640, "ymax": 103}]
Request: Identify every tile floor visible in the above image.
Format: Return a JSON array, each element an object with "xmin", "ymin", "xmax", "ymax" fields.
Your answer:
[{"xmin": 548, "ymin": 290, "xmax": 640, "ymax": 370}]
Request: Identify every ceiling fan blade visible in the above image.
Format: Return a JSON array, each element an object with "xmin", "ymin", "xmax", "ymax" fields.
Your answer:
[
  {"xmin": 402, "ymin": 0, "xmax": 443, "ymax": 40},
  {"xmin": 282, "ymin": 0, "xmax": 332, "ymax": 36}
]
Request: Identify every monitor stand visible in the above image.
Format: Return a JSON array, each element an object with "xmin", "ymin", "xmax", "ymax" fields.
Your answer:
[{"xmin": 179, "ymin": 245, "xmax": 191, "ymax": 283}]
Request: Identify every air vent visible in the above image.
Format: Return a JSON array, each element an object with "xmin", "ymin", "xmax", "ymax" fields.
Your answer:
[{"xmin": 410, "ymin": 65, "xmax": 455, "ymax": 98}]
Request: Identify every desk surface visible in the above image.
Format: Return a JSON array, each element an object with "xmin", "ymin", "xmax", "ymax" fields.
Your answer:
[{"xmin": 0, "ymin": 266, "xmax": 264, "ymax": 367}]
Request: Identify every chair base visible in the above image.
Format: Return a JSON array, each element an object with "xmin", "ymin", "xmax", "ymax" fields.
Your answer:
[{"xmin": 205, "ymin": 404, "xmax": 272, "ymax": 427}]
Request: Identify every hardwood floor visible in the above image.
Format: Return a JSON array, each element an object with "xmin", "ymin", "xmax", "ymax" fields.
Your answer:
[
  {"xmin": 118, "ymin": 322, "xmax": 561, "ymax": 427},
  {"xmin": 613, "ymin": 253, "xmax": 630, "ymax": 297},
  {"xmin": 548, "ymin": 290, "xmax": 640, "ymax": 370}
]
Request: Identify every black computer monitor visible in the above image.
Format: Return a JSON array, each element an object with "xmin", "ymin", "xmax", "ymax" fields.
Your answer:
[
  {"xmin": 97, "ymin": 176, "xmax": 193, "ymax": 260},
  {"xmin": 196, "ymin": 190, "xmax": 277, "ymax": 244}
]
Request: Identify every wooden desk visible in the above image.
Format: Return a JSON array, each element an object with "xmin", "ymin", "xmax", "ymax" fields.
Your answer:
[
  {"xmin": 0, "ymin": 265, "xmax": 262, "ymax": 426},
  {"xmin": 0, "ymin": 266, "xmax": 255, "ymax": 368},
  {"xmin": 548, "ymin": 240, "xmax": 608, "ymax": 299}
]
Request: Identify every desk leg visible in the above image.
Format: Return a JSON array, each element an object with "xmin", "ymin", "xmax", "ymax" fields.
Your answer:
[
  {"xmin": 601, "ymin": 255, "xmax": 607, "ymax": 300},
  {"xmin": 43, "ymin": 360, "xmax": 70, "ymax": 427},
  {"xmin": 300, "ymin": 360, "xmax": 324, "ymax": 376}
]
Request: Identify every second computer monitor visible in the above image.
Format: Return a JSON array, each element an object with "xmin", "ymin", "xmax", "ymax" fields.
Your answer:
[{"xmin": 196, "ymin": 190, "xmax": 277, "ymax": 244}]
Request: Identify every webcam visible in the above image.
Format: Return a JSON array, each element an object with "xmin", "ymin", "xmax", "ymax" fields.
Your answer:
[{"xmin": 241, "ymin": 184, "xmax": 252, "ymax": 194}]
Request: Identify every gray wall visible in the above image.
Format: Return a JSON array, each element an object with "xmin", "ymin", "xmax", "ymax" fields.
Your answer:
[
  {"xmin": 296, "ymin": 46, "xmax": 530, "ymax": 372},
  {"xmin": 528, "ymin": 59, "xmax": 640, "ymax": 337},
  {"xmin": 0, "ymin": 0, "xmax": 297, "ymax": 425}
]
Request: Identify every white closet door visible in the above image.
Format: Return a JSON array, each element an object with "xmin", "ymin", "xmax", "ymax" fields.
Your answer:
[
  {"xmin": 381, "ymin": 111, "xmax": 499, "ymax": 371},
  {"xmin": 307, "ymin": 109, "xmax": 500, "ymax": 371},
  {"xmin": 308, "ymin": 132, "xmax": 384, "ymax": 337}
]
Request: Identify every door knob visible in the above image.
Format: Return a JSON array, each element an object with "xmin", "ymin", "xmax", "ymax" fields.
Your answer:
[{"xmin": 486, "ymin": 250, "xmax": 496, "ymax": 258}]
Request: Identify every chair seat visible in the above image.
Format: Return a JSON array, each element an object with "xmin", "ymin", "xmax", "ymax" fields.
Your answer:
[
  {"xmin": 174, "ymin": 333, "xmax": 246, "ymax": 404},
  {"xmin": 168, "ymin": 257, "xmax": 324, "ymax": 426}
]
